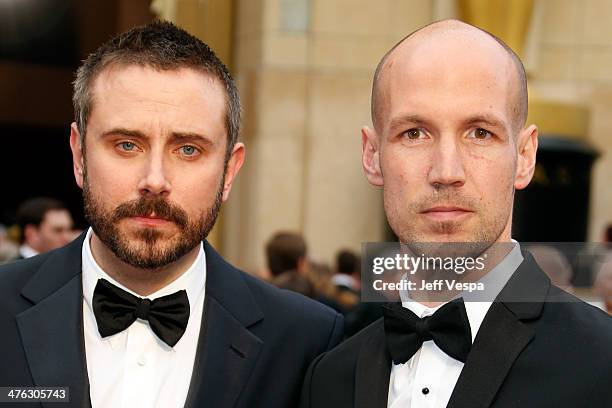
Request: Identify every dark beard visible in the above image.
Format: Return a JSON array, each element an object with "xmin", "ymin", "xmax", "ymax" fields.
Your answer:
[{"xmin": 83, "ymin": 178, "xmax": 223, "ymax": 270}]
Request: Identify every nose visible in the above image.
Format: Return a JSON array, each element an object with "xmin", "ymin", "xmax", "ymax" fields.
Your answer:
[
  {"xmin": 137, "ymin": 154, "xmax": 171, "ymax": 197},
  {"xmin": 427, "ymin": 136, "xmax": 466, "ymax": 189}
]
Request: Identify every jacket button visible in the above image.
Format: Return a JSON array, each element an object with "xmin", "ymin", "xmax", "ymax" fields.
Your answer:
[{"xmin": 422, "ymin": 387, "xmax": 429, "ymax": 395}]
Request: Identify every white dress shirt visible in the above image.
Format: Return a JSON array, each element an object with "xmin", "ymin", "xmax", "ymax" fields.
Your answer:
[
  {"xmin": 388, "ymin": 241, "xmax": 524, "ymax": 408},
  {"xmin": 81, "ymin": 228, "xmax": 207, "ymax": 408},
  {"xmin": 19, "ymin": 244, "xmax": 38, "ymax": 259},
  {"xmin": 332, "ymin": 273, "xmax": 359, "ymax": 290}
]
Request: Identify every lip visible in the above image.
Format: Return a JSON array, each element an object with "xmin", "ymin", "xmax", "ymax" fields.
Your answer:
[
  {"xmin": 130, "ymin": 215, "xmax": 171, "ymax": 227},
  {"xmin": 420, "ymin": 206, "xmax": 473, "ymax": 221}
]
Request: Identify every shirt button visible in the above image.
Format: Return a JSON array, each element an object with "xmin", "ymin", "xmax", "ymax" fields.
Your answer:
[
  {"xmin": 422, "ymin": 387, "xmax": 430, "ymax": 395},
  {"xmin": 137, "ymin": 355, "xmax": 147, "ymax": 366}
]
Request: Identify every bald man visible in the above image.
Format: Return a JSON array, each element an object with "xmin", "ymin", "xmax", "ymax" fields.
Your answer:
[{"xmin": 300, "ymin": 20, "xmax": 612, "ymax": 408}]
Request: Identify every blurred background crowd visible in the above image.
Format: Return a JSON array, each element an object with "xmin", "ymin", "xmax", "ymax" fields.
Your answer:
[{"xmin": 1, "ymin": 0, "xmax": 612, "ymax": 335}]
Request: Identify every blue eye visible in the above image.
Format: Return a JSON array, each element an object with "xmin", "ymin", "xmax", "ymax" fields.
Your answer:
[
  {"xmin": 181, "ymin": 145, "xmax": 196, "ymax": 155},
  {"xmin": 120, "ymin": 142, "xmax": 135, "ymax": 151}
]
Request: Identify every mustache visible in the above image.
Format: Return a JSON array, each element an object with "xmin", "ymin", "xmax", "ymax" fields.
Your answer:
[{"xmin": 112, "ymin": 196, "xmax": 188, "ymax": 228}]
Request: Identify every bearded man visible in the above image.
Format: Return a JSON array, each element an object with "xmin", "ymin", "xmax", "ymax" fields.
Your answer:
[{"xmin": 0, "ymin": 22, "xmax": 343, "ymax": 408}]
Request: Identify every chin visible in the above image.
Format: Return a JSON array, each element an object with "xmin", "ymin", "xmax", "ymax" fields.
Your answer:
[
  {"xmin": 401, "ymin": 229, "xmax": 476, "ymax": 244},
  {"xmin": 128, "ymin": 223, "xmax": 175, "ymax": 237}
]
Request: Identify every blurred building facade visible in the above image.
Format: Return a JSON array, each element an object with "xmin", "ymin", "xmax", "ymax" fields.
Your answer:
[
  {"xmin": 211, "ymin": 0, "xmax": 612, "ymax": 271},
  {"xmin": 1, "ymin": 0, "xmax": 611, "ymax": 273}
]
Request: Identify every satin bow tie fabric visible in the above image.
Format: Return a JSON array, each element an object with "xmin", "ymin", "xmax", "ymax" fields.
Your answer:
[
  {"xmin": 383, "ymin": 299, "xmax": 472, "ymax": 364},
  {"xmin": 92, "ymin": 278, "xmax": 190, "ymax": 347}
]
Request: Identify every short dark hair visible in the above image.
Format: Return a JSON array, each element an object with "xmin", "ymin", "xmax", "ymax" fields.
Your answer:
[
  {"xmin": 265, "ymin": 232, "xmax": 307, "ymax": 277},
  {"xmin": 605, "ymin": 224, "xmax": 612, "ymax": 243},
  {"xmin": 17, "ymin": 197, "xmax": 66, "ymax": 242},
  {"xmin": 73, "ymin": 20, "xmax": 240, "ymax": 157},
  {"xmin": 336, "ymin": 249, "xmax": 360, "ymax": 275}
]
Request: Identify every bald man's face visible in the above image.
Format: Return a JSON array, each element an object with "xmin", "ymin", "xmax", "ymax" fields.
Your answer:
[{"xmin": 362, "ymin": 29, "xmax": 537, "ymax": 245}]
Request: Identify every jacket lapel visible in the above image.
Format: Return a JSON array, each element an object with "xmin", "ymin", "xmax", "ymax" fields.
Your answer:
[
  {"xmin": 355, "ymin": 320, "xmax": 392, "ymax": 408},
  {"xmin": 185, "ymin": 242, "xmax": 264, "ymax": 408},
  {"xmin": 447, "ymin": 253, "xmax": 550, "ymax": 408},
  {"xmin": 16, "ymin": 235, "xmax": 90, "ymax": 408}
]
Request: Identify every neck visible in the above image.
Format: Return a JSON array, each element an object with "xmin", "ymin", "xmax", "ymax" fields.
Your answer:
[
  {"xmin": 90, "ymin": 233, "xmax": 199, "ymax": 296},
  {"xmin": 408, "ymin": 230, "xmax": 515, "ymax": 308},
  {"xmin": 23, "ymin": 242, "xmax": 40, "ymax": 252}
]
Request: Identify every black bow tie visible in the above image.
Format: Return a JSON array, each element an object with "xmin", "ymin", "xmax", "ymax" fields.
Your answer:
[
  {"xmin": 383, "ymin": 298, "xmax": 472, "ymax": 364},
  {"xmin": 92, "ymin": 278, "xmax": 190, "ymax": 347}
]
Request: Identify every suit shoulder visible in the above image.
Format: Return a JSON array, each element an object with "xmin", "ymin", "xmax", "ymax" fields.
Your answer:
[
  {"xmin": 308, "ymin": 318, "xmax": 385, "ymax": 385},
  {"xmin": 319, "ymin": 318, "xmax": 384, "ymax": 363},
  {"xmin": 204, "ymin": 241, "xmax": 340, "ymax": 325},
  {"xmin": 547, "ymin": 286, "xmax": 612, "ymax": 327},
  {"xmin": 240, "ymin": 270, "xmax": 340, "ymax": 322},
  {"xmin": 0, "ymin": 253, "xmax": 55, "ymax": 314},
  {"xmin": 234, "ymin": 269, "xmax": 344, "ymax": 353},
  {"xmin": 0, "ymin": 253, "xmax": 51, "ymax": 294},
  {"xmin": 543, "ymin": 286, "xmax": 612, "ymax": 347}
]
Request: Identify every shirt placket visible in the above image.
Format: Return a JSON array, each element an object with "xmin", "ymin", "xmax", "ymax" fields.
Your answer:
[
  {"xmin": 410, "ymin": 310, "xmax": 439, "ymax": 408},
  {"xmin": 123, "ymin": 320, "xmax": 156, "ymax": 408}
]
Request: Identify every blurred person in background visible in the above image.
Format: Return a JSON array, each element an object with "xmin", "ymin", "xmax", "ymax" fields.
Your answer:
[
  {"xmin": 273, "ymin": 271, "xmax": 315, "ymax": 298},
  {"xmin": 308, "ymin": 260, "xmax": 347, "ymax": 313},
  {"xmin": 265, "ymin": 232, "xmax": 347, "ymax": 312},
  {"xmin": 66, "ymin": 228, "xmax": 85, "ymax": 242},
  {"xmin": 526, "ymin": 244, "xmax": 574, "ymax": 293},
  {"xmin": 265, "ymin": 231, "xmax": 308, "ymax": 277},
  {"xmin": 15, "ymin": 196, "xmax": 74, "ymax": 259},
  {"xmin": 603, "ymin": 223, "xmax": 612, "ymax": 244},
  {"xmin": 593, "ymin": 223, "xmax": 612, "ymax": 313},
  {"xmin": 0, "ymin": 224, "xmax": 18, "ymax": 264},
  {"xmin": 593, "ymin": 253, "xmax": 612, "ymax": 314},
  {"xmin": 333, "ymin": 249, "xmax": 361, "ymax": 296}
]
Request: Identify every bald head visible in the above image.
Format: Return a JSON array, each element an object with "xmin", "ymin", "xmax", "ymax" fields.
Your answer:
[{"xmin": 371, "ymin": 20, "xmax": 528, "ymax": 134}]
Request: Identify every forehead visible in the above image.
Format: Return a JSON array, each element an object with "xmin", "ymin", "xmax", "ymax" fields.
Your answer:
[
  {"xmin": 42, "ymin": 209, "xmax": 71, "ymax": 225},
  {"xmin": 379, "ymin": 31, "xmax": 517, "ymax": 130},
  {"xmin": 87, "ymin": 64, "xmax": 226, "ymax": 136}
]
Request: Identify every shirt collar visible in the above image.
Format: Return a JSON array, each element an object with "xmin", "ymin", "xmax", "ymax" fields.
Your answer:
[
  {"xmin": 401, "ymin": 240, "xmax": 523, "ymax": 342},
  {"xmin": 82, "ymin": 227, "xmax": 207, "ymax": 347},
  {"xmin": 332, "ymin": 274, "xmax": 358, "ymax": 289},
  {"xmin": 19, "ymin": 244, "xmax": 39, "ymax": 259}
]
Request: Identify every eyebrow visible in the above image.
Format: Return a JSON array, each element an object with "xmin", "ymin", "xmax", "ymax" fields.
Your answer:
[
  {"xmin": 100, "ymin": 128, "xmax": 214, "ymax": 147},
  {"xmin": 169, "ymin": 132, "xmax": 214, "ymax": 148},
  {"xmin": 387, "ymin": 113, "xmax": 508, "ymax": 133},
  {"xmin": 387, "ymin": 114, "xmax": 430, "ymax": 132},
  {"xmin": 100, "ymin": 127, "xmax": 145, "ymax": 139},
  {"xmin": 463, "ymin": 114, "xmax": 506, "ymax": 129}
]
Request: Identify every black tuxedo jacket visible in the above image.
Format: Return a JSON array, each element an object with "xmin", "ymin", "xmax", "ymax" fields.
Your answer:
[
  {"xmin": 300, "ymin": 253, "xmax": 612, "ymax": 408},
  {"xmin": 0, "ymin": 234, "xmax": 344, "ymax": 408}
]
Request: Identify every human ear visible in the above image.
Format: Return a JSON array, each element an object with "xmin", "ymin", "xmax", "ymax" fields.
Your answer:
[
  {"xmin": 69, "ymin": 123, "xmax": 85, "ymax": 189},
  {"xmin": 362, "ymin": 126, "xmax": 383, "ymax": 186},
  {"xmin": 514, "ymin": 124, "xmax": 538, "ymax": 190},
  {"xmin": 221, "ymin": 142, "xmax": 246, "ymax": 201}
]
